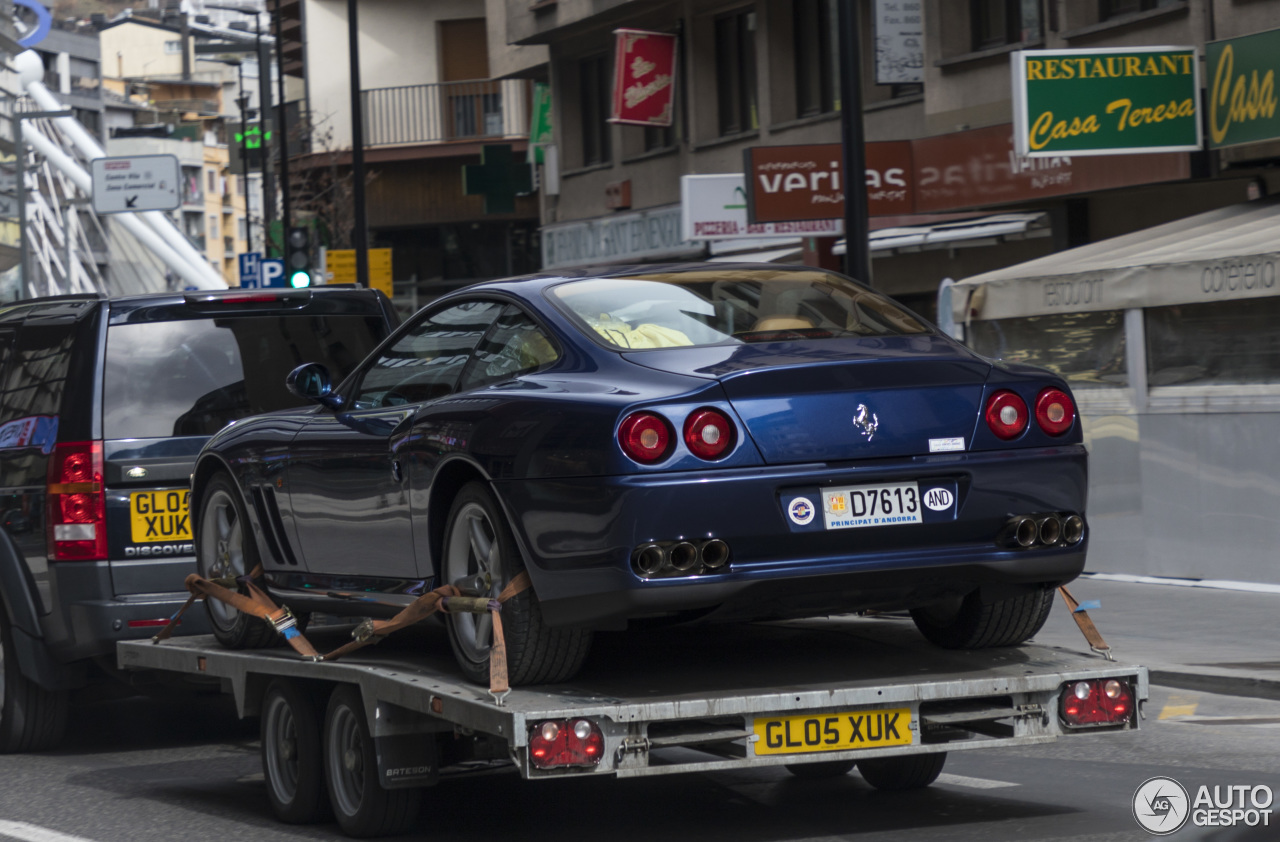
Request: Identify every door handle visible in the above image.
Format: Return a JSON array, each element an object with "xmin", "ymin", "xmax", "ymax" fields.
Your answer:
[{"xmin": 391, "ymin": 459, "xmax": 404, "ymax": 483}]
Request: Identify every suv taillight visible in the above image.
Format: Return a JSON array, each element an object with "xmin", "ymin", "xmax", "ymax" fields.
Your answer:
[{"xmin": 47, "ymin": 441, "xmax": 106, "ymax": 561}]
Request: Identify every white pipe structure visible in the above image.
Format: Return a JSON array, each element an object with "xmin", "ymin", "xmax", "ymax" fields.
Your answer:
[
  {"xmin": 14, "ymin": 51, "xmax": 228, "ymax": 290},
  {"xmin": 22, "ymin": 128, "xmax": 216, "ymax": 290}
]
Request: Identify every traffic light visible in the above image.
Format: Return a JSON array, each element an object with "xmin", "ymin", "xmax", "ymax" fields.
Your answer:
[{"xmin": 286, "ymin": 226, "xmax": 312, "ymax": 288}]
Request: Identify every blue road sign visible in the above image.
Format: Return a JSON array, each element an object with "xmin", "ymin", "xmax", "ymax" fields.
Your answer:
[
  {"xmin": 238, "ymin": 251, "xmax": 262, "ymax": 288},
  {"xmin": 262, "ymin": 259, "xmax": 286, "ymax": 288}
]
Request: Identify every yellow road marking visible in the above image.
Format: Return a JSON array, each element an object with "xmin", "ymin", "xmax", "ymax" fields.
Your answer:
[{"xmin": 1158, "ymin": 694, "xmax": 1199, "ymax": 720}]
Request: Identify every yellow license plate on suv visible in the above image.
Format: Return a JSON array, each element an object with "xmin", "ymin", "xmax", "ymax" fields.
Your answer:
[
  {"xmin": 130, "ymin": 490, "xmax": 192, "ymax": 543},
  {"xmin": 753, "ymin": 708, "xmax": 913, "ymax": 756}
]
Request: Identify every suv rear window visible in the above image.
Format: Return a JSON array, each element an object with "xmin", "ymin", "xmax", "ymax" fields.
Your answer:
[{"xmin": 103, "ymin": 314, "xmax": 385, "ymax": 439}]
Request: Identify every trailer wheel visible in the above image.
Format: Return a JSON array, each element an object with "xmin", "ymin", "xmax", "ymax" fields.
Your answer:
[
  {"xmin": 324, "ymin": 685, "xmax": 421, "ymax": 838},
  {"xmin": 857, "ymin": 752, "xmax": 947, "ymax": 791},
  {"xmin": 910, "ymin": 586, "xmax": 1054, "ymax": 649},
  {"xmin": 784, "ymin": 759, "xmax": 856, "ymax": 779},
  {"xmin": 261, "ymin": 679, "xmax": 328, "ymax": 824},
  {"xmin": 443, "ymin": 482, "xmax": 592, "ymax": 686},
  {"xmin": 196, "ymin": 473, "xmax": 275, "ymax": 650},
  {"xmin": 0, "ymin": 606, "xmax": 67, "ymax": 752}
]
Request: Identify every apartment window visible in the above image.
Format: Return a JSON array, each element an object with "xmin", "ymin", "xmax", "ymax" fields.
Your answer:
[
  {"xmin": 207, "ymin": 170, "xmax": 215, "ymax": 192},
  {"xmin": 580, "ymin": 54, "xmax": 612, "ymax": 166},
  {"xmin": 972, "ymin": 0, "xmax": 1042, "ymax": 50},
  {"xmin": 715, "ymin": 9, "xmax": 759, "ymax": 136},
  {"xmin": 1100, "ymin": 0, "xmax": 1180, "ymax": 19},
  {"xmin": 794, "ymin": 0, "xmax": 835, "ymax": 117}
]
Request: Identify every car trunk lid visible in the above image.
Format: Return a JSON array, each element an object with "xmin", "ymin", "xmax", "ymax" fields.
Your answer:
[{"xmin": 623, "ymin": 336, "xmax": 991, "ymax": 464}]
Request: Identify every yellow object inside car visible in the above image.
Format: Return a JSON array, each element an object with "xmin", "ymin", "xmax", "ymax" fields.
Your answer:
[{"xmin": 587, "ymin": 314, "xmax": 694, "ymax": 349}]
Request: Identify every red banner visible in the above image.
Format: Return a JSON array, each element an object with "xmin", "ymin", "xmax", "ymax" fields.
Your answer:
[{"xmin": 610, "ymin": 29, "xmax": 677, "ymax": 127}]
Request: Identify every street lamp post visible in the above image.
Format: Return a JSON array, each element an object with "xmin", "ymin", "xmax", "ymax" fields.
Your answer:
[
  {"xmin": 836, "ymin": 0, "xmax": 871, "ymax": 285},
  {"xmin": 348, "ymin": 0, "xmax": 368, "ymax": 288}
]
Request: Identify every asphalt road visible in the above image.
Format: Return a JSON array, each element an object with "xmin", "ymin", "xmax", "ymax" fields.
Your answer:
[{"xmin": 0, "ymin": 683, "xmax": 1277, "ymax": 842}]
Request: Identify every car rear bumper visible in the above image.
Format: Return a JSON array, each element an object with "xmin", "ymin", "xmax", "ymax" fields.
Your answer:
[{"xmin": 494, "ymin": 445, "xmax": 1088, "ymax": 628}]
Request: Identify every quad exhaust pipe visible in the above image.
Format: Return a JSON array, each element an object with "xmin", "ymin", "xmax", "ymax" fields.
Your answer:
[
  {"xmin": 631, "ymin": 539, "xmax": 733, "ymax": 578},
  {"xmin": 1001, "ymin": 513, "xmax": 1085, "ymax": 549}
]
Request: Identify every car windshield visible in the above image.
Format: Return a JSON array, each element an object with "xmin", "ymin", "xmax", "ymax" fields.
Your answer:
[{"xmin": 548, "ymin": 269, "xmax": 930, "ymax": 350}]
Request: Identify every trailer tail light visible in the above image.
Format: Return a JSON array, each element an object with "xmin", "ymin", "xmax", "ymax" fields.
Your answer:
[
  {"xmin": 985, "ymin": 390, "xmax": 1028, "ymax": 440},
  {"xmin": 683, "ymin": 408, "xmax": 736, "ymax": 460},
  {"xmin": 1035, "ymin": 388, "xmax": 1076, "ymax": 436},
  {"xmin": 1059, "ymin": 678, "xmax": 1134, "ymax": 728},
  {"xmin": 618, "ymin": 412, "xmax": 672, "ymax": 464},
  {"xmin": 529, "ymin": 719, "xmax": 604, "ymax": 769},
  {"xmin": 47, "ymin": 441, "xmax": 107, "ymax": 561}
]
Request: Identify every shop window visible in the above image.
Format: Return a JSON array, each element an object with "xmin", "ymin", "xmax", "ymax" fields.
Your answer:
[
  {"xmin": 715, "ymin": 9, "xmax": 759, "ymax": 136},
  {"xmin": 580, "ymin": 54, "xmax": 611, "ymax": 166},
  {"xmin": 1147, "ymin": 298, "xmax": 1280, "ymax": 387},
  {"xmin": 971, "ymin": 0, "xmax": 1041, "ymax": 50},
  {"xmin": 967, "ymin": 310, "xmax": 1127, "ymax": 388},
  {"xmin": 1100, "ymin": 0, "xmax": 1180, "ymax": 20},
  {"xmin": 794, "ymin": 0, "xmax": 835, "ymax": 118}
]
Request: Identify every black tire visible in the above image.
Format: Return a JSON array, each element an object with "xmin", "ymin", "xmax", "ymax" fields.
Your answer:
[
  {"xmin": 0, "ymin": 607, "xmax": 67, "ymax": 752},
  {"xmin": 857, "ymin": 752, "xmax": 947, "ymax": 791},
  {"xmin": 442, "ymin": 482, "xmax": 592, "ymax": 686},
  {"xmin": 196, "ymin": 472, "xmax": 276, "ymax": 649},
  {"xmin": 910, "ymin": 587, "xmax": 1055, "ymax": 649},
  {"xmin": 261, "ymin": 679, "xmax": 329, "ymax": 824},
  {"xmin": 324, "ymin": 685, "xmax": 421, "ymax": 838},
  {"xmin": 785, "ymin": 759, "xmax": 857, "ymax": 779}
]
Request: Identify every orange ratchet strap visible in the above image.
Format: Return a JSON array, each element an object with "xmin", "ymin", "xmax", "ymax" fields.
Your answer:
[
  {"xmin": 152, "ymin": 568, "xmax": 532, "ymax": 699},
  {"xmin": 1057, "ymin": 585, "xmax": 1113, "ymax": 661}
]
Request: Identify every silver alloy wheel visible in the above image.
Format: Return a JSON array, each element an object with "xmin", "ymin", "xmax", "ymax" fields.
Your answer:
[
  {"xmin": 327, "ymin": 701, "xmax": 365, "ymax": 819},
  {"xmin": 263, "ymin": 692, "xmax": 301, "ymax": 805},
  {"xmin": 444, "ymin": 502, "xmax": 503, "ymax": 667},
  {"xmin": 199, "ymin": 488, "xmax": 246, "ymax": 630}
]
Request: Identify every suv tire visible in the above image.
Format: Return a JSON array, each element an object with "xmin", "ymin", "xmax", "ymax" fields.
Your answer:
[
  {"xmin": 196, "ymin": 473, "xmax": 276, "ymax": 650},
  {"xmin": 0, "ymin": 605, "xmax": 68, "ymax": 752}
]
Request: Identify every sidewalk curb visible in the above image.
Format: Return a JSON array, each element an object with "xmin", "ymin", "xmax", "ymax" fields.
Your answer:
[{"xmin": 1149, "ymin": 669, "xmax": 1280, "ymax": 702}]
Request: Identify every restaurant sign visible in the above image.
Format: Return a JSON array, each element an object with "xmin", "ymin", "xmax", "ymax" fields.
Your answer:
[
  {"xmin": 610, "ymin": 29, "xmax": 677, "ymax": 127},
  {"xmin": 1206, "ymin": 28, "xmax": 1280, "ymax": 148},
  {"xmin": 743, "ymin": 142, "xmax": 914, "ymax": 223},
  {"xmin": 1012, "ymin": 47, "xmax": 1200, "ymax": 157}
]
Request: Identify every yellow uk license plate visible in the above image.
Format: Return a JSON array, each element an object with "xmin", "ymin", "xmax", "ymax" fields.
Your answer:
[
  {"xmin": 130, "ymin": 490, "xmax": 192, "ymax": 543},
  {"xmin": 753, "ymin": 708, "xmax": 913, "ymax": 756}
]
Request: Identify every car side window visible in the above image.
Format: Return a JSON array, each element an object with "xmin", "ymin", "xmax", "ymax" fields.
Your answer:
[
  {"xmin": 0, "ymin": 323, "xmax": 75, "ymax": 421},
  {"xmin": 458, "ymin": 306, "xmax": 560, "ymax": 392},
  {"xmin": 352, "ymin": 300, "xmax": 502, "ymax": 409}
]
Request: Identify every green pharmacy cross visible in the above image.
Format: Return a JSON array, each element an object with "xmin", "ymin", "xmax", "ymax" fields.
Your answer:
[{"xmin": 463, "ymin": 144, "xmax": 532, "ymax": 214}]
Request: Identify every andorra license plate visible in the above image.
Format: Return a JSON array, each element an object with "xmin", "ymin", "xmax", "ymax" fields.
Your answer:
[
  {"xmin": 821, "ymin": 481, "xmax": 921, "ymax": 530},
  {"xmin": 753, "ymin": 708, "xmax": 914, "ymax": 756},
  {"xmin": 130, "ymin": 490, "xmax": 192, "ymax": 543}
]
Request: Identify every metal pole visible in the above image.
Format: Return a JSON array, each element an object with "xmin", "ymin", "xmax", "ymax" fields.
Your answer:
[
  {"xmin": 836, "ymin": 0, "xmax": 871, "ymax": 285},
  {"xmin": 237, "ymin": 61, "xmax": 254, "ymax": 252},
  {"xmin": 256, "ymin": 15, "xmax": 277, "ymax": 253},
  {"xmin": 348, "ymin": 0, "xmax": 368, "ymax": 287},
  {"xmin": 274, "ymin": 0, "xmax": 291, "ymax": 233},
  {"xmin": 15, "ymin": 114, "xmax": 28, "ymax": 297}
]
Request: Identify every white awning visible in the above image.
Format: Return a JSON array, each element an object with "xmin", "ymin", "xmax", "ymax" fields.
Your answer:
[
  {"xmin": 706, "ymin": 245, "xmax": 804, "ymax": 264},
  {"xmin": 833, "ymin": 212, "xmax": 1049, "ymax": 256},
  {"xmin": 953, "ymin": 197, "xmax": 1280, "ymax": 323}
]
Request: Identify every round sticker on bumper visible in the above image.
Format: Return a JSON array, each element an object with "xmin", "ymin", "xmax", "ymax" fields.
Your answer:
[
  {"xmin": 922, "ymin": 488, "xmax": 955, "ymax": 511},
  {"xmin": 788, "ymin": 497, "xmax": 816, "ymax": 525}
]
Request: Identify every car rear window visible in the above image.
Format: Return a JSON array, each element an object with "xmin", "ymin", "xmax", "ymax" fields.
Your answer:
[
  {"xmin": 547, "ymin": 268, "xmax": 930, "ymax": 350},
  {"xmin": 103, "ymin": 313, "xmax": 386, "ymax": 439}
]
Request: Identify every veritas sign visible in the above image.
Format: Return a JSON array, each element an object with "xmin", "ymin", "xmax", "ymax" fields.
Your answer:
[
  {"xmin": 743, "ymin": 142, "xmax": 914, "ymax": 223},
  {"xmin": 610, "ymin": 29, "xmax": 677, "ymax": 127},
  {"xmin": 1206, "ymin": 29, "xmax": 1280, "ymax": 148},
  {"xmin": 1012, "ymin": 47, "xmax": 1201, "ymax": 157}
]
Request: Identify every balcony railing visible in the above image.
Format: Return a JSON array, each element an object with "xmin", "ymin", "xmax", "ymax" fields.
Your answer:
[{"xmin": 361, "ymin": 79, "xmax": 532, "ymax": 148}]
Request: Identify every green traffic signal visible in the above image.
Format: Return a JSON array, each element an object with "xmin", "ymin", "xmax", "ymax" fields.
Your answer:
[{"xmin": 289, "ymin": 270, "xmax": 312, "ymax": 288}]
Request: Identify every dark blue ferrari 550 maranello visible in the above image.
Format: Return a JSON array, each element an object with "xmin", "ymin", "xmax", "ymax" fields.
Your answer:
[{"xmin": 190, "ymin": 264, "xmax": 1087, "ymax": 686}]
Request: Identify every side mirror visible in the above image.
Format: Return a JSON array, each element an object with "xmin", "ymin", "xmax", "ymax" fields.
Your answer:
[{"xmin": 286, "ymin": 363, "xmax": 342, "ymax": 410}]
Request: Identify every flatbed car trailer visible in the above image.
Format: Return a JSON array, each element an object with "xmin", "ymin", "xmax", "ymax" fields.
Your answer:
[{"xmin": 118, "ymin": 616, "xmax": 1147, "ymax": 838}]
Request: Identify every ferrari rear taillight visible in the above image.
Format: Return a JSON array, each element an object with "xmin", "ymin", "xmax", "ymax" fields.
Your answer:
[
  {"xmin": 985, "ymin": 390, "xmax": 1028, "ymax": 440},
  {"xmin": 529, "ymin": 719, "xmax": 604, "ymax": 769},
  {"xmin": 1035, "ymin": 388, "xmax": 1076, "ymax": 436},
  {"xmin": 618, "ymin": 412, "xmax": 672, "ymax": 463},
  {"xmin": 47, "ymin": 440, "xmax": 107, "ymax": 561},
  {"xmin": 683, "ymin": 408, "xmax": 736, "ymax": 460}
]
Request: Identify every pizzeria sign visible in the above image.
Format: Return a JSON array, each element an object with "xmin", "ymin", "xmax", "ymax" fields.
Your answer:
[{"xmin": 1012, "ymin": 47, "xmax": 1201, "ymax": 157}]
